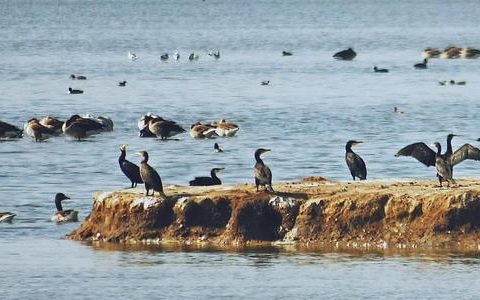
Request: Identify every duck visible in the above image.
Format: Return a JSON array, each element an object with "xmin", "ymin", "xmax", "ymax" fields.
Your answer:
[
  {"xmin": 118, "ymin": 81, "xmax": 127, "ymax": 86},
  {"xmin": 190, "ymin": 122, "xmax": 217, "ymax": 139},
  {"xmin": 282, "ymin": 51, "xmax": 293, "ymax": 56},
  {"xmin": 84, "ymin": 114, "xmax": 114, "ymax": 131},
  {"xmin": 438, "ymin": 80, "xmax": 447, "ymax": 86},
  {"xmin": 373, "ymin": 66, "xmax": 389, "ymax": 73},
  {"xmin": 214, "ymin": 142, "xmax": 223, "ymax": 153},
  {"xmin": 128, "ymin": 51, "xmax": 138, "ymax": 61},
  {"xmin": 51, "ymin": 193, "xmax": 78, "ymax": 223},
  {"xmin": 414, "ymin": 58, "xmax": 428, "ymax": 69},
  {"xmin": 174, "ymin": 51, "xmax": 180, "ymax": 60},
  {"xmin": 147, "ymin": 117, "xmax": 185, "ymax": 140},
  {"xmin": 261, "ymin": 80, "xmax": 270, "ymax": 86},
  {"xmin": 119, "ymin": 144, "xmax": 143, "ymax": 188},
  {"xmin": 189, "ymin": 168, "xmax": 224, "ymax": 186},
  {"xmin": 393, "ymin": 107, "xmax": 404, "ymax": 114},
  {"xmin": 62, "ymin": 114, "xmax": 105, "ymax": 140},
  {"xmin": 39, "ymin": 116, "xmax": 64, "ymax": 134},
  {"xmin": 440, "ymin": 47, "xmax": 461, "ymax": 59},
  {"xmin": 460, "ymin": 48, "xmax": 480, "ymax": 59},
  {"xmin": 333, "ymin": 48, "xmax": 356, "ymax": 60},
  {"xmin": 0, "ymin": 212, "xmax": 16, "ymax": 223},
  {"xmin": 209, "ymin": 50, "xmax": 220, "ymax": 60},
  {"xmin": 212, "ymin": 119, "xmax": 239, "ymax": 137},
  {"xmin": 422, "ymin": 48, "xmax": 441, "ymax": 59},
  {"xmin": 189, "ymin": 53, "xmax": 199, "ymax": 61},
  {"xmin": 160, "ymin": 53, "xmax": 169, "ymax": 61},
  {"xmin": 138, "ymin": 114, "xmax": 164, "ymax": 137},
  {"xmin": 0, "ymin": 120, "xmax": 23, "ymax": 139},
  {"xmin": 70, "ymin": 74, "xmax": 87, "ymax": 80},
  {"xmin": 455, "ymin": 80, "xmax": 466, "ymax": 85},
  {"xmin": 24, "ymin": 118, "xmax": 56, "ymax": 142},
  {"xmin": 68, "ymin": 87, "xmax": 84, "ymax": 94}
]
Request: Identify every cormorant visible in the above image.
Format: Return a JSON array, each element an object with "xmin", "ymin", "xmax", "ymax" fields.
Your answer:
[
  {"xmin": 118, "ymin": 81, "xmax": 127, "ymax": 86},
  {"xmin": 345, "ymin": 140, "xmax": 367, "ymax": 180},
  {"xmin": 68, "ymin": 87, "xmax": 84, "ymax": 94},
  {"xmin": 51, "ymin": 193, "xmax": 78, "ymax": 223},
  {"xmin": 254, "ymin": 148, "xmax": 274, "ymax": 192},
  {"xmin": 282, "ymin": 51, "xmax": 293, "ymax": 56},
  {"xmin": 0, "ymin": 212, "xmax": 16, "ymax": 223},
  {"xmin": 189, "ymin": 168, "xmax": 224, "ymax": 186},
  {"xmin": 212, "ymin": 119, "xmax": 239, "ymax": 137},
  {"xmin": 190, "ymin": 122, "xmax": 217, "ymax": 139},
  {"xmin": 433, "ymin": 142, "xmax": 455, "ymax": 187},
  {"xmin": 373, "ymin": 66, "xmax": 389, "ymax": 73},
  {"xmin": 137, "ymin": 151, "xmax": 165, "ymax": 197},
  {"xmin": 160, "ymin": 53, "xmax": 169, "ymax": 61},
  {"xmin": 333, "ymin": 48, "xmax": 356, "ymax": 60},
  {"xmin": 24, "ymin": 118, "xmax": 56, "ymax": 142},
  {"xmin": 0, "ymin": 120, "xmax": 23, "ymax": 139},
  {"xmin": 119, "ymin": 145, "xmax": 143, "ymax": 188},
  {"xmin": 414, "ymin": 59, "xmax": 428, "ymax": 69},
  {"xmin": 214, "ymin": 142, "xmax": 223, "ymax": 153},
  {"xmin": 70, "ymin": 74, "xmax": 87, "ymax": 80}
]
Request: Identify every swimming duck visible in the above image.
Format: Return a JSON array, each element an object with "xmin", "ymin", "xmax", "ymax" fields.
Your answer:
[
  {"xmin": 440, "ymin": 47, "xmax": 461, "ymax": 59},
  {"xmin": 70, "ymin": 74, "xmax": 87, "ymax": 80},
  {"xmin": 51, "ymin": 193, "xmax": 78, "ymax": 223},
  {"xmin": 209, "ymin": 50, "xmax": 220, "ymax": 60},
  {"xmin": 414, "ymin": 58, "xmax": 428, "ymax": 69},
  {"xmin": 147, "ymin": 117, "xmax": 185, "ymax": 140},
  {"xmin": 438, "ymin": 80, "xmax": 447, "ymax": 86},
  {"xmin": 282, "ymin": 51, "xmax": 293, "ymax": 56},
  {"xmin": 333, "ymin": 48, "xmax": 356, "ymax": 60},
  {"xmin": 214, "ymin": 142, "xmax": 223, "ymax": 153},
  {"xmin": 190, "ymin": 122, "xmax": 217, "ymax": 139},
  {"xmin": 460, "ymin": 48, "xmax": 480, "ymax": 59},
  {"xmin": 24, "ymin": 118, "xmax": 56, "ymax": 142},
  {"xmin": 62, "ymin": 114, "xmax": 105, "ymax": 140},
  {"xmin": 128, "ymin": 51, "xmax": 138, "ymax": 61},
  {"xmin": 0, "ymin": 212, "xmax": 16, "ymax": 223},
  {"xmin": 189, "ymin": 53, "xmax": 199, "ymax": 61},
  {"xmin": 450, "ymin": 80, "xmax": 466, "ymax": 85},
  {"xmin": 212, "ymin": 119, "xmax": 239, "ymax": 137},
  {"xmin": 160, "ymin": 53, "xmax": 169, "ymax": 61},
  {"xmin": 373, "ymin": 66, "xmax": 389, "ymax": 73},
  {"xmin": 422, "ymin": 48, "xmax": 441, "ymax": 59},
  {"xmin": 118, "ymin": 81, "xmax": 127, "ymax": 86},
  {"xmin": 39, "ymin": 116, "xmax": 64, "ymax": 134},
  {"xmin": 261, "ymin": 80, "xmax": 270, "ymax": 86},
  {"xmin": 68, "ymin": 87, "xmax": 84, "ymax": 94},
  {"xmin": 0, "ymin": 120, "xmax": 23, "ymax": 139}
]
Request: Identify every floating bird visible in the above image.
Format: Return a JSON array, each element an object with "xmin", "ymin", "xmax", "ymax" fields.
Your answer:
[
  {"xmin": 282, "ymin": 51, "xmax": 293, "ymax": 56},
  {"xmin": 68, "ymin": 87, "xmax": 84, "ymax": 94},
  {"xmin": 254, "ymin": 148, "xmax": 274, "ymax": 192},
  {"xmin": 174, "ymin": 51, "xmax": 180, "ymax": 60},
  {"xmin": 422, "ymin": 48, "xmax": 441, "ymax": 59},
  {"xmin": 0, "ymin": 212, "xmax": 16, "ymax": 223},
  {"xmin": 440, "ymin": 47, "xmax": 461, "ymax": 59},
  {"xmin": 450, "ymin": 80, "xmax": 466, "ymax": 85},
  {"xmin": 119, "ymin": 145, "xmax": 143, "ymax": 188},
  {"xmin": 460, "ymin": 48, "xmax": 480, "ymax": 59},
  {"xmin": 189, "ymin": 168, "xmax": 224, "ymax": 186},
  {"xmin": 433, "ymin": 142, "xmax": 455, "ymax": 187},
  {"xmin": 214, "ymin": 142, "xmax": 223, "ymax": 153},
  {"xmin": 51, "ymin": 193, "xmax": 78, "ymax": 223},
  {"xmin": 118, "ymin": 81, "xmax": 127, "ymax": 86},
  {"xmin": 189, "ymin": 53, "xmax": 199, "ymax": 61},
  {"xmin": 333, "ymin": 48, "xmax": 356, "ymax": 60},
  {"xmin": 209, "ymin": 50, "xmax": 220, "ymax": 60},
  {"xmin": 393, "ymin": 107, "xmax": 404, "ymax": 114},
  {"xmin": 160, "ymin": 53, "xmax": 169, "ymax": 61},
  {"xmin": 128, "ymin": 51, "xmax": 138, "ymax": 61},
  {"xmin": 414, "ymin": 59, "xmax": 428, "ymax": 69},
  {"xmin": 137, "ymin": 151, "xmax": 165, "ymax": 197},
  {"xmin": 70, "ymin": 74, "xmax": 87, "ymax": 80},
  {"xmin": 261, "ymin": 80, "xmax": 270, "ymax": 86},
  {"xmin": 438, "ymin": 80, "xmax": 447, "ymax": 86},
  {"xmin": 62, "ymin": 114, "xmax": 105, "ymax": 140},
  {"xmin": 138, "ymin": 114, "xmax": 163, "ymax": 137},
  {"xmin": 24, "ymin": 118, "xmax": 56, "ymax": 142},
  {"xmin": 373, "ymin": 66, "xmax": 389, "ymax": 73},
  {"xmin": 345, "ymin": 140, "xmax": 367, "ymax": 181},
  {"xmin": 190, "ymin": 122, "xmax": 217, "ymax": 139},
  {"xmin": 147, "ymin": 117, "xmax": 185, "ymax": 140},
  {"xmin": 212, "ymin": 119, "xmax": 239, "ymax": 137},
  {"xmin": 39, "ymin": 116, "xmax": 64, "ymax": 134},
  {"xmin": 0, "ymin": 120, "xmax": 23, "ymax": 139}
]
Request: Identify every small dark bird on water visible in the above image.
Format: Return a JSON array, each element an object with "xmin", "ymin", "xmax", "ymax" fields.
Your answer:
[
  {"xmin": 414, "ymin": 59, "xmax": 428, "ymax": 69},
  {"xmin": 333, "ymin": 48, "xmax": 357, "ymax": 60},
  {"xmin": 189, "ymin": 168, "xmax": 224, "ymax": 186},
  {"xmin": 51, "ymin": 193, "xmax": 78, "ymax": 223},
  {"xmin": 345, "ymin": 140, "xmax": 367, "ymax": 181},
  {"xmin": 70, "ymin": 74, "xmax": 87, "ymax": 80},
  {"xmin": 282, "ymin": 51, "xmax": 293, "ymax": 56},
  {"xmin": 373, "ymin": 66, "xmax": 389, "ymax": 73},
  {"xmin": 160, "ymin": 53, "xmax": 169, "ymax": 61},
  {"xmin": 261, "ymin": 80, "xmax": 270, "ymax": 86},
  {"xmin": 118, "ymin": 81, "xmax": 127, "ymax": 86},
  {"xmin": 214, "ymin": 142, "xmax": 223, "ymax": 153},
  {"xmin": 137, "ymin": 151, "xmax": 165, "ymax": 197},
  {"xmin": 254, "ymin": 148, "xmax": 274, "ymax": 192},
  {"xmin": 68, "ymin": 87, "xmax": 83, "ymax": 94},
  {"xmin": 119, "ymin": 144, "xmax": 143, "ymax": 188}
]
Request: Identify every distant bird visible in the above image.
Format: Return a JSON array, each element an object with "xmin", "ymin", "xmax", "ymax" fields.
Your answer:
[
  {"xmin": 345, "ymin": 140, "xmax": 367, "ymax": 181},
  {"xmin": 62, "ymin": 114, "xmax": 105, "ymax": 140},
  {"xmin": 414, "ymin": 59, "xmax": 428, "ymax": 69},
  {"xmin": 209, "ymin": 50, "xmax": 220, "ymax": 60},
  {"xmin": 128, "ymin": 51, "xmax": 138, "ymax": 61},
  {"xmin": 0, "ymin": 120, "xmax": 23, "ymax": 139},
  {"xmin": 254, "ymin": 148, "xmax": 274, "ymax": 192},
  {"xmin": 174, "ymin": 51, "xmax": 180, "ymax": 60},
  {"xmin": 190, "ymin": 122, "xmax": 217, "ymax": 139},
  {"xmin": 450, "ymin": 80, "xmax": 466, "ymax": 85},
  {"xmin": 0, "ymin": 212, "xmax": 16, "ymax": 223},
  {"xmin": 422, "ymin": 48, "xmax": 441, "ymax": 59},
  {"xmin": 160, "ymin": 53, "xmax": 169, "ymax": 61},
  {"xmin": 70, "ymin": 74, "xmax": 87, "ymax": 80},
  {"xmin": 440, "ymin": 47, "xmax": 461, "ymax": 59},
  {"xmin": 433, "ymin": 142, "xmax": 455, "ymax": 187},
  {"xmin": 51, "ymin": 193, "xmax": 78, "ymax": 223},
  {"xmin": 189, "ymin": 168, "xmax": 224, "ymax": 186},
  {"xmin": 39, "ymin": 116, "xmax": 64, "ymax": 134},
  {"xmin": 460, "ymin": 48, "xmax": 480, "ymax": 59},
  {"xmin": 438, "ymin": 80, "xmax": 447, "ymax": 86},
  {"xmin": 118, "ymin": 81, "xmax": 127, "ymax": 86},
  {"xmin": 261, "ymin": 80, "xmax": 270, "ymax": 86},
  {"xmin": 373, "ymin": 66, "xmax": 389, "ymax": 73},
  {"xmin": 137, "ymin": 151, "xmax": 165, "ymax": 197},
  {"xmin": 119, "ymin": 144, "xmax": 143, "ymax": 188},
  {"xmin": 189, "ymin": 53, "xmax": 199, "ymax": 61},
  {"xmin": 282, "ymin": 51, "xmax": 293, "ymax": 56},
  {"xmin": 214, "ymin": 142, "xmax": 223, "ymax": 153},
  {"xmin": 393, "ymin": 107, "xmax": 404, "ymax": 114},
  {"xmin": 212, "ymin": 119, "xmax": 239, "ymax": 137},
  {"xmin": 147, "ymin": 117, "xmax": 185, "ymax": 140},
  {"xmin": 137, "ymin": 113, "xmax": 162, "ymax": 131},
  {"xmin": 333, "ymin": 48, "xmax": 356, "ymax": 60},
  {"xmin": 24, "ymin": 118, "xmax": 56, "ymax": 142},
  {"xmin": 68, "ymin": 87, "xmax": 84, "ymax": 94}
]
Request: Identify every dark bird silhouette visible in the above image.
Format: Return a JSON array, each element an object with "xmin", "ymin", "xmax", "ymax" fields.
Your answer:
[
  {"xmin": 282, "ymin": 51, "xmax": 293, "ymax": 56},
  {"xmin": 0, "ymin": 120, "xmax": 23, "ymax": 139},
  {"xmin": 373, "ymin": 66, "xmax": 389, "ymax": 73},
  {"xmin": 70, "ymin": 74, "xmax": 87, "ymax": 80},
  {"xmin": 433, "ymin": 142, "xmax": 455, "ymax": 187},
  {"xmin": 119, "ymin": 145, "xmax": 143, "ymax": 188},
  {"xmin": 345, "ymin": 140, "xmax": 367, "ymax": 180},
  {"xmin": 68, "ymin": 87, "xmax": 84, "ymax": 94},
  {"xmin": 414, "ymin": 59, "xmax": 428, "ymax": 69},
  {"xmin": 189, "ymin": 168, "xmax": 224, "ymax": 186},
  {"xmin": 333, "ymin": 48, "xmax": 356, "ymax": 60},
  {"xmin": 62, "ymin": 114, "xmax": 104, "ymax": 140},
  {"xmin": 51, "ymin": 193, "xmax": 78, "ymax": 223},
  {"xmin": 137, "ymin": 151, "xmax": 165, "ymax": 197},
  {"xmin": 254, "ymin": 148, "xmax": 274, "ymax": 192},
  {"xmin": 214, "ymin": 142, "xmax": 223, "ymax": 153},
  {"xmin": 160, "ymin": 53, "xmax": 169, "ymax": 61},
  {"xmin": 118, "ymin": 81, "xmax": 127, "ymax": 86},
  {"xmin": 261, "ymin": 80, "xmax": 270, "ymax": 86}
]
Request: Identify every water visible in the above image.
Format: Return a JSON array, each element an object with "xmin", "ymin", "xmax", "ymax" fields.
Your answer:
[{"xmin": 1, "ymin": 0, "xmax": 480, "ymax": 298}]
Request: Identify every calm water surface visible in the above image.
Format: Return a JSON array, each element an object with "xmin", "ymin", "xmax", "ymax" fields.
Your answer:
[{"xmin": 1, "ymin": 0, "xmax": 480, "ymax": 298}]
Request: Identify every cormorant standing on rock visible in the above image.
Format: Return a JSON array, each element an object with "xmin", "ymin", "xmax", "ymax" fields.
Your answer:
[
  {"xmin": 137, "ymin": 151, "xmax": 165, "ymax": 197},
  {"xmin": 119, "ymin": 145, "xmax": 143, "ymax": 188},
  {"xmin": 345, "ymin": 140, "xmax": 367, "ymax": 180},
  {"xmin": 254, "ymin": 148, "xmax": 274, "ymax": 192},
  {"xmin": 189, "ymin": 168, "xmax": 224, "ymax": 186},
  {"xmin": 433, "ymin": 142, "xmax": 455, "ymax": 187}
]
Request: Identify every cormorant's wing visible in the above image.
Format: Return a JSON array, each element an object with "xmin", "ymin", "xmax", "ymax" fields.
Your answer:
[
  {"xmin": 451, "ymin": 144, "xmax": 480, "ymax": 166},
  {"xmin": 395, "ymin": 142, "xmax": 436, "ymax": 167}
]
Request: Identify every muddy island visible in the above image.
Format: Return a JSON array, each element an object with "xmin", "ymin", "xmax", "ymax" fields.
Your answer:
[{"xmin": 68, "ymin": 178, "xmax": 480, "ymax": 250}]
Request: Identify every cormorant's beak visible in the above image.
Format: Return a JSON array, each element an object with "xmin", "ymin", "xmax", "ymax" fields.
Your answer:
[
  {"xmin": 263, "ymin": 149, "xmax": 271, "ymax": 153},
  {"xmin": 64, "ymin": 195, "xmax": 71, "ymax": 200}
]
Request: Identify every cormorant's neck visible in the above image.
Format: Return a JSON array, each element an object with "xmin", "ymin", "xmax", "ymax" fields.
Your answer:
[
  {"xmin": 436, "ymin": 146, "xmax": 442, "ymax": 156},
  {"xmin": 55, "ymin": 199, "xmax": 63, "ymax": 212},
  {"xmin": 255, "ymin": 153, "xmax": 264, "ymax": 164},
  {"xmin": 345, "ymin": 144, "xmax": 353, "ymax": 153},
  {"xmin": 141, "ymin": 156, "xmax": 148, "ymax": 164},
  {"xmin": 446, "ymin": 137, "xmax": 453, "ymax": 155},
  {"xmin": 211, "ymin": 170, "xmax": 219, "ymax": 181},
  {"xmin": 119, "ymin": 150, "xmax": 126, "ymax": 162}
]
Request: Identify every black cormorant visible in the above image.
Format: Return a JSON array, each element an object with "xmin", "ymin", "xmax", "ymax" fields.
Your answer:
[
  {"xmin": 414, "ymin": 59, "xmax": 428, "ymax": 69},
  {"xmin": 0, "ymin": 120, "xmax": 23, "ymax": 139},
  {"xmin": 189, "ymin": 168, "xmax": 224, "ymax": 186},
  {"xmin": 51, "ymin": 193, "xmax": 78, "ymax": 223},
  {"xmin": 374, "ymin": 66, "xmax": 389, "ymax": 73},
  {"xmin": 282, "ymin": 51, "xmax": 293, "ymax": 56},
  {"xmin": 137, "ymin": 151, "xmax": 165, "ymax": 197},
  {"xmin": 345, "ymin": 140, "xmax": 367, "ymax": 180},
  {"xmin": 254, "ymin": 148, "xmax": 274, "ymax": 192},
  {"xmin": 333, "ymin": 48, "xmax": 356, "ymax": 60},
  {"xmin": 261, "ymin": 80, "xmax": 270, "ymax": 86},
  {"xmin": 433, "ymin": 142, "xmax": 455, "ymax": 187},
  {"xmin": 119, "ymin": 145, "xmax": 143, "ymax": 188},
  {"xmin": 118, "ymin": 81, "xmax": 127, "ymax": 86}
]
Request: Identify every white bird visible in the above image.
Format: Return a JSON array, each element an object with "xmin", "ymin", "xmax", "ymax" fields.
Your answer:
[{"xmin": 128, "ymin": 51, "xmax": 138, "ymax": 61}]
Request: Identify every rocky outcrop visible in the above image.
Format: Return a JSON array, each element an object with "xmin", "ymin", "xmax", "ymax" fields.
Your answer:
[{"xmin": 68, "ymin": 178, "xmax": 480, "ymax": 250}]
